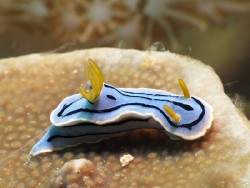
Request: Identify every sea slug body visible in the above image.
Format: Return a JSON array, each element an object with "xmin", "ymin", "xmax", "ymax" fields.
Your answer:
[{"xmin": 30, "ymin": 59, "xmax": 213, "ymax": 156}]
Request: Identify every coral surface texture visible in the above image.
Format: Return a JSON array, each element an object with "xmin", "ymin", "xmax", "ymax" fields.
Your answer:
[{"xmin": 0, "ymin": 48, "xmax": 249, "ymax": 187}]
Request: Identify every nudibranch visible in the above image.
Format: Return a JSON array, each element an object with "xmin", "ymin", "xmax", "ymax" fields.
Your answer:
[{"xmin": 30, "ymin": 59, "xmax": 213, "ymax": 156}]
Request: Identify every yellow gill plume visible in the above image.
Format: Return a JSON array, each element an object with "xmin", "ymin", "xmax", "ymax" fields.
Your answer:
[{"xmin": 80, "ymin": 59, "xmax": 104, "ymax": 103}]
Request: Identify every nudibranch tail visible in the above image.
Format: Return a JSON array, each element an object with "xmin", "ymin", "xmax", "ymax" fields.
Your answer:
[
  {"xmin": 164, "ymin": 104, "xmax": 180, "ymax": 123},
  {"xmin": 178, "ymin": 79, "xmax": 190, "ymax": 99},
  {"xmin": 80, "ymin": 59, "xmax": 104, "ymax": 103}
]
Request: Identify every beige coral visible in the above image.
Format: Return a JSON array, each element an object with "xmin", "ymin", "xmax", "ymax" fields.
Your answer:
[{"xmin": 0, "ymin": 48, "xmax": 249, "ymax": 187}]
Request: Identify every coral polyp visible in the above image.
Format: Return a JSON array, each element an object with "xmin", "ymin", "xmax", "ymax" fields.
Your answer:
[
  {"xmin": 1, "ymin": 0, "xmax": 249, "ymax": 49},
  {"xmin": 52, "ymin": 0, "xmax": 132, "ymax": 42}
]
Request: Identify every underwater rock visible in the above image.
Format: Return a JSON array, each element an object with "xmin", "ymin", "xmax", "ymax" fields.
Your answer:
[
  {"xmin": 120, "ymin": 154, "xmax": 134, "ymax": 167},
  {"xmin": 51, "ymin": 158, "xmax": 105, "ymax": 187},
  {"xmin": 0, "ymin": 48, "xmax": 249, "ymax": 187}
]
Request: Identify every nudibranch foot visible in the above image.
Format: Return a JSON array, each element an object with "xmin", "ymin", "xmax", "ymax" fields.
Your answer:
[{"xmin": 30, "ymin": 118, "xmax": 164, "ymax": 156}]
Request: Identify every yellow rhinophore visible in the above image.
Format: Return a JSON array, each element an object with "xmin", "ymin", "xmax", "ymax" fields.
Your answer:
[
  {"xmin": 164, "ymin": 104, "xmax": 180, "ymax": 123},
  {"xmin": 178, "ymin": 79, "xmax": 190, "ymax": 99},
  {"xmin": 80, "ymin": 59, "xmax": 104, "ymax": 103}
]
